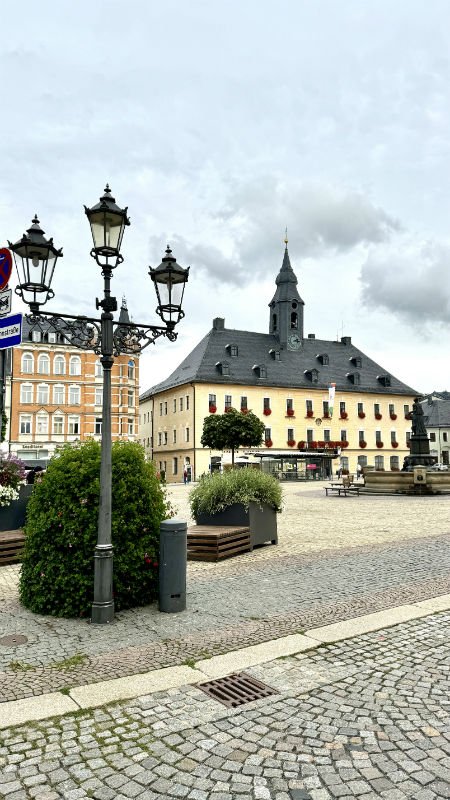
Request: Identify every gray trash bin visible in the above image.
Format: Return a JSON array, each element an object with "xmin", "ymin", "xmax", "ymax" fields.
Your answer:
[{"xmin": 159, "ymin": 518, "xmax": 187, "ymax": 613}]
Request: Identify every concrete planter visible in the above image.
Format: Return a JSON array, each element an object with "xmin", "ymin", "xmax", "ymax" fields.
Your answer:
[
  {"xmin": 195, "ymin": 501, "xmax": 278, "ymax": 549},
  {"xmin": 0, "ymin": 485, "xmax": 33, "ymax": 531}
]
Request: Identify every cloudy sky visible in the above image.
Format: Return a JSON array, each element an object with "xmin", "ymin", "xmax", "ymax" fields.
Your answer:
[{"xmin": 2, "ymin": 1, "xmax": 450, "ymax": 394}]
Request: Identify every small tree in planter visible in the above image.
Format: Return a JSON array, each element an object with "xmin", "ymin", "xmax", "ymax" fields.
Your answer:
[
  {"xmin": 189, "ymin": 469, "xmax": 282, "ymax": 548},
  {"xmin": 201, "ymin": 407, "xmax": 265, "ymax": 466},
  {"xmin": 20, "ymin": 440, "xmax": 172, "ymax": 618}
]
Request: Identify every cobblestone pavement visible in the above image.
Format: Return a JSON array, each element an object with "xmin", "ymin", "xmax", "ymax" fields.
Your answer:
[
  {"xmin": 0, "ymin": 612, "xmax": 449, "ymax": 799},
  {"xmin": 1, "ymin": 484, "xmax": 450, "ymax": 701}
]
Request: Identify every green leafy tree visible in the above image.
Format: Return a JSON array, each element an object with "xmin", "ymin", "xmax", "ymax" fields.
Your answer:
[
  {"xmin": 200, "ymin": 407, "xmax": 265, "ymax": 465},
  {"xmin": 20, "ymin": 440, "xmax": 172, "ymax": 618}
]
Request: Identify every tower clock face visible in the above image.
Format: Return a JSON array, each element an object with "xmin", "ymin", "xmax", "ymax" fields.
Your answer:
[{"xmin": 288, "ymin": 333, "xmax": 301, "ymax": 350}]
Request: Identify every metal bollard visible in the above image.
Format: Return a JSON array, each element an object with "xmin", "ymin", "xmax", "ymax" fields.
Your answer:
[{"xmin": 159, "ymin": 518, "xmax": 187, "ymax": 613}]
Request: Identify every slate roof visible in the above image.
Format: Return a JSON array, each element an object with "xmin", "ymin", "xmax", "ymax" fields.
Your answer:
[
  {"xmin": 141, "ymin": 322, "xmax": 417, "ymax": 400},
  {"xmin": 421, "ymin": 398, "xmax": 450, "ymax": 427}
]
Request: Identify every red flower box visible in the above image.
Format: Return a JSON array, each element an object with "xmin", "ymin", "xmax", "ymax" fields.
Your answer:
[
  {"xmin": 297, "ymin": 441, "xmax": 305, "ymax": 450},
  {"xmin": 224, "ymin": 407, "xmax": 233, "ymax": 413},
  {"xmin": 340, "ymin": 411, "xmax": 348, "ymax": 419},
  {"xmin": 287, "ymin": 439, "xmax": 296, "ymax": 447},
  {"xmin": 310, "ymin": 441, "xmax": 318, "ymax": 449},
  {"xmin": 240, "ymin": 408, "xmax": 248, "ymax": 414},
  {"xmin": 287, "ymin": 408, "xmax": 295, "ymax": 417},
  {"xmin": 390, "ymin": 413, "xmax": 397, "ymax": 420},
  {"xmin": 341, "ymin": 441, "xmax": 349, "ymax": 448},
  {"xmin": 405, "ymin": 413, "xmax": 412, "ymax": 420},
  {"xmin": 359, "ymin": 440, "xmax": 367, "ymax": 448},
  {"xmin": 358, "ymin": 411, "xmax": 366, "ymax": 419},
  {"xmin": 323, "ymin": 412, "xmax": 330, "ymax": 419},
  {"xmin": 209, "ymin": 405, "xmax": 217, "ymax": 413},
  {"xmin": 375, "ymin": 413, "xmax": 382, "ymax": 420},
  {"xmin": 376, "ymin": 441, "xmax": 384, "ymax": 448},
  {"xmin": 306, "ymin": 410, "xmax": 314, "ymax": 418},
  {"xmin": 392, "ymin": 441, "xmax": 399, "ymax": 448},
  {"xmin": 265, "ymin": 438, "xmax": 273, "ymax": 448},
  {"xmin": 263, "ymin": 408, "xmax": 272, "ymax": 416}
]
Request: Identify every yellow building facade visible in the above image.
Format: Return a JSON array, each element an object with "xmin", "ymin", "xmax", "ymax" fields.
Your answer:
[{"xmin": 140, "ymin": 246, "xmax": 416, "ymax": 482}]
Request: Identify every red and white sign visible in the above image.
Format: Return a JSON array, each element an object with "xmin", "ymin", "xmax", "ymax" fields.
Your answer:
[{"xmin": 0, "ymin": 248, "xmax": 13, "ymax": 291}]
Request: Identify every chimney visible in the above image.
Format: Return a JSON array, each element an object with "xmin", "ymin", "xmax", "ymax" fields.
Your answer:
[
  {"xmin": 341, "ymin": 336, "xmax": 351, "ymax": 345},
  {"xmin": 307, "ymin": 333, "xmax": 315, "ymax": 339},
  {"xmin": 213, "ymin": 318, "xmax": 225, "ymax": 331}
]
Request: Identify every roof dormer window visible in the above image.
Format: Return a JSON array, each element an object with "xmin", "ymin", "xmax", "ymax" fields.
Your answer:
[
  {"xmin": 253, "ymin": 364, "xmax": 267, "ymax": 378},
  {"xmin": 304, "ymin": 368, "xmax": 319, "ymax": 383},
  {"xmin": 317, "ymin": 353, "xmax": 329, "ymax": 365},
  {"xmin": 226, "ymin": 344, "xmax": 238, "ymax": 357},
  {"xmin": 350, "ymin": 356, "xmax": 362, "ymax": 368},
  {"xmin": 377, "ymin": 374, "xmax": 391, "ymax": 387},
  {"xmin": 215, "ymin": 361, "xmax": 230, "ymax": 376},
  {"xmin": 269, "ymin": 349, "xmax": 281, "ymax": 361},
  {"xmin": 347, "ymin": 372, "xmax": 361, "ymax": 385}
]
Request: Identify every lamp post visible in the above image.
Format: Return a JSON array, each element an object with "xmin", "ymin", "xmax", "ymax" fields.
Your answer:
[{"xmin": 9, "ymin": 185, "xmax": 189, "ymax": 624}]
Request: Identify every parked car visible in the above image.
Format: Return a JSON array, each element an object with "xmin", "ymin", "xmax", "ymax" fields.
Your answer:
[{"xmin": 430, "ymin": 463, "xmax": 449, "ymax": 471}]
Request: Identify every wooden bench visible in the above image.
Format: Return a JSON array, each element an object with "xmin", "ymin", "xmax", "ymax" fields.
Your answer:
[
  {"xmin": 325, "ymin": 484, "xmax": 360, "ymax": 497},
  {"xmin": 187, "ymin": 525, "xmax": 251, "ymax": 561},
  {"xmin": 0, "ymin": 529, "xmax": 25, "ymax": 565}
]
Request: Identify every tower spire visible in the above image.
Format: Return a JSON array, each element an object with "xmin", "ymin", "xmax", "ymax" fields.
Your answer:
[{"xmin": 269, "ymin": 241, "xmax": 305, "ymax": 348}]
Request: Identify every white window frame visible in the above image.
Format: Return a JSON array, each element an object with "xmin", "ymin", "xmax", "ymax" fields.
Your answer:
[
  {"xmin": 69, "ymin": 385, "xmax": 81, "ymax": 405},
  {"xmin": 128, "ymin": 360, "xmax": 135, "ymax": 379},
  {"xmin": 20, "ymin": 414, "xmax": 32, "ymax": 434},
  {"xmin": 68, "ymin": 415, "xmax": 80, "ymax": 435},
  {"xmin": 53, "ymin": 384, "xmax": 65, "ymax": 405},
  {"xmin": 36, "ymin": 413, "xmax": 49, "ymax": 434},
  {"xmin": 95, "ymin": 418, "xmax": 102, "ymax": 435},
  {"xmin": 52, "ymin": 415, "xmax": 64, "ymax": 435},
  {"xmin": 53, "ymin": 355, "xmax": 65, "ymax": 375},
  {"xmin": 95, "ymin": 360, "xmax": 103, "ymax": 377},
  {"xmin": 20, "ymin": 383, "xmax": 33, "ymax": 403},
  {"xmin": 37, "ymin": 383, "xmax": 49, "ymax": 405},
  {"xmin": 38, "ymin": 354, "xmax": 50, "ymax": 375},
  {"xmin": 21, "ymin": 352, "xmax": 33, "ymax": 374},
  {"xmin": 128, "ymin": 418, "xmax": 134, "ymax": 435},
  {"xmin": 128, "ymin": 389, "xmax": 134, "ymax": 407},
  {"xmin": 69, "ymin": 356, "xmax": 81, "ymax": 376},
  {"xmin": 95, "ymin": 387, "xmax": 103, "ymax": 406}
]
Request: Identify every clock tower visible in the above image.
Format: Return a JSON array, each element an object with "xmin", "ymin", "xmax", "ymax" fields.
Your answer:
[{"xmin": 269, "ymin": 237, "xmax": 304, "ymax": 350}]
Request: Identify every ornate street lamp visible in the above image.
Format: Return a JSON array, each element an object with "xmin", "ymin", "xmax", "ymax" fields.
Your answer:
[{"xmin": 9, "ymin": 186, "xmax": 189, "ymax": 624}]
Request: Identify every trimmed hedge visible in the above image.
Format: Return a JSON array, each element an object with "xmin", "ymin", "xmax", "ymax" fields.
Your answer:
[{"xmin": 20, "ymin": 440, "xmax": 172, "ymax": 617}]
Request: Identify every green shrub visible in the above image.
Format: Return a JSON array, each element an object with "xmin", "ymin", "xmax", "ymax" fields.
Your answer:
[
  {"xmin": 20, "ymin": 440, "xmax": 172, "ymax": 618},
  {"xmin": 189, "ymin": 468, "xmax": 283, "ymax": 518}
]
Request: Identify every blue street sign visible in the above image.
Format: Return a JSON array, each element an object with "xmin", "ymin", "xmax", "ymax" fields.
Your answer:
[{"xmin": 0, "ymin": 313, "xmax": 22, "ymax": 349}]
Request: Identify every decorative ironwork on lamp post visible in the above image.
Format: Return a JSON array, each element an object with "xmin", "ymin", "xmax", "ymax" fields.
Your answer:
[{"xmin": 9, "ymin": 185, "xmax": 189, "ymax": 624}]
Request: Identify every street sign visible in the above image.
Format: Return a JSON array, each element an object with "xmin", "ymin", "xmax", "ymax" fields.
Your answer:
[
  {"xmin": 0, "ymin": 313, "xmax": 22, "ymax": 349},
  {"xmin": 0, "ymin": 289, "xmax": 12, "ymax": 316},
  {"xmin": 0, "ymin": 249, "xmax": 13, "ymax": 291}
]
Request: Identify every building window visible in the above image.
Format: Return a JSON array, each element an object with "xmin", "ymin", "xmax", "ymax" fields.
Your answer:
[
  {"xmin": 95, "ymin": 360, "xmax": 103, "ymax": 377},
  {"xmin": 20, "ymin": 384, "xmax": 33, "ymax": 403},
  {"xmin": 37, "ymin": 384, "xmax": 49, "ymax": 405},
  {"xmin": 404, "ymin": 404, "xmax": 410, "ymax": 416},
  {"xmin": 375, "ymin": 455, "xmax": 384, "ymax": 470},
  {"xmin": 52, "ymin": 415, "xmax": 64, "ymax": 435},
  {"xmin": 287, "ymin": 427, "xmax": 294, "ymax": 441},
  {"xmin": 324, "ymin": 429, "xmax": 331, "ymax": 442},
  {"xmin": 164, "ymin": 402, "xmax": 167, "ymax": 415},
  {"xmin": 306, "ymin": 400, "xmax": 313, "ymax": 413},
  {"xmin": 225, "ymin": 395, "xmax": 232, "ymax": 410},
  {"xmin": 186, "ymin": 427, "xmax": 190, "ymax": 442},
  {"xmin": 53, "ymin": 385, "xmax": 64, "ymax": 405},
  {"xmin": 241, "ymin": 396, "xmax": 247, "ymax": 410},
  {"xmin": 286, "ymin": 398, "xmax": 293, "ymax": 412},
  {"xmin": 20, "ymin": 415, "xmax": 32, "ymax": 434},
  {"xmin": 173, "ymin": 457, "xmax": 178, "ymax": 475},
  {"xmin": 443, "ymin": 432, "xmax": 448, "ymax": 443},
  {"xmin": 69, "ymin": 386, "xmax": 81, "ymax": 405},
  {"xmin": 359, "ymin": 430, "xmax": 365, "ymax": 441},
  {"xmin": 263, "ymin": 397, "xmax": 271, "ymax": 411},
  {"xmin": 323, "ymin": 401, "xmax": 329, "ymax": 416},
  {"xmin": 37, "ymin": 414, "xmax": 48, "ymax": 434},
  {"xmin": 340, "ymin": 430, "xmax": 347, "ymax": 442},
  {"xmin": 290, "ymin": 311, "xmax": 298, "ymax": 329},
  {"xmin": 128, "ymin": 418, "xmax": 134, "ymax": 435},
  {"xmin": 375, "ymin": 430, "xmax": 382, "ymax": 443},
  {"xmin": 95, "ymin": 387, "xmax": 103, "ymax": 406},
  {"xmin": 391, "ymin": 431, "xmax": 397, "ymax": 444},
  {"xmin": 357, "ymin": 402, "xmax": 364, "ymax": 415},
  {"xmin": 21, "ymin": 353, "xmax": 33, "ymax": 373},
  {"xmin": 259, "ymin": 365, "xmax": 267, "ymax": 378},
  {"xmin": 54, "ymin": 355, "xmax": 65, "ymax": 375},
  {"xmin": 307, "ymin": 429, "xmax": 313, "ymax": 443},
  {"xmin": 32, "ymin": 330, "xmax": 42, "ymax": 343},
  {"xmin": 230, "ymin": 345, "xmax": 238, "ymax": 357},
  {"xmin": 390, "ymin": 456, "xmax": 400, "ymax": 470},
  {"xmin": 179, "ymin": 397, "xmax": 183, "ymax": 412},
  {"xmin": 48, "ymin": 332, "xmax": 57, "ymax": 344},
  {"xmin": 38, "ymin": 354, "xmax": 50, "ymax": 375},
  {"xmin": 341, "ymin": 456, "xmax": 349, "ymax": 472},
  {"xmin": 95, "ymin": 418, "xmax": 102, "ymax": 435},
  {"xmin": 406, "ymin": 432, "xmax": 411, "ymax": 445},
  {"xmin": 173, "ymin": 429, "xmax": 177, "ymax": 444},
  {"xmin": 159, "ymin": 402, "xmax": 163, "ymax": 416},
  {"xmin": 158, "ymin": 432, "xmax": 162, "ymax": 446},
  {"xmin": 69, "ymin": 356, "xmax": 81, "ymax": 376},
  {"xmin": 389, "ymin": 403, "xmax": 395, "ymax": 416},
  {"xmin": 358, "ymin": 455, "xmax": 368, "ymax": 467},
  {"xmin": 430, "ymin": 432, "xmax": 436, "ymax": 442},
  {"xmin": 164, "ymin": 431, "xmax": 168, "ymax": 445},
  {"xmin": 339, "ymin": 401, "xmax": 346, "ymax": 414},
  {"xmin": 68, "ymin": 416, "xmax": 80, "ymax": 435},
  {"xmin": 264, "ymin": 427, "xmax": 271, "ymax": 441},
  {"xmin": 374, "ymin": 403, "xmax": 380, "ymax": 416},
  {"xmin": 128, "ymin": 360, "xmax": 135, "ymax": 379},
  {"xmin": 173, "ymin": 398, "xmax": 177, "ymax": 413},
  {"xmin": 128, "ymin": 389, "xmax": 134, "ymax": 407}
]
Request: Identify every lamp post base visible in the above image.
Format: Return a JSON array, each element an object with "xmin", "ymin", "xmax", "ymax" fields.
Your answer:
[{"xmin": 91, "ymin": 545, "xmax": 114, "ymax": 624}]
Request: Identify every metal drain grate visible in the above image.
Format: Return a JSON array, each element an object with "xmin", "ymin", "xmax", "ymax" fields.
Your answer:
[
  {"xmin": 197, "ymin": 671, "xmax": 277, "ymax": 708},
  {"xmin": 0, "ymin": 634, "xmax": 28, "ymax": 647}
]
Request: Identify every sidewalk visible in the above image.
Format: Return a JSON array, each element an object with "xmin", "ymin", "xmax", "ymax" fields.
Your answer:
[{"xmin": 0, "ymin": 483, "xmax": 450, "ymax": 797}]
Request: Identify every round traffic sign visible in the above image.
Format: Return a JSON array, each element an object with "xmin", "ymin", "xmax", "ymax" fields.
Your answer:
[{"xmin": 0, "ymin": 249, "xmax": 12, "ymax": 291}]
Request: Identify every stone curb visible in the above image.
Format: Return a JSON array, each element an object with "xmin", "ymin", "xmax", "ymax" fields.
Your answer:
[{"xmin": 1, "ymin": 592, "xmax": 449, "ymax": 730}]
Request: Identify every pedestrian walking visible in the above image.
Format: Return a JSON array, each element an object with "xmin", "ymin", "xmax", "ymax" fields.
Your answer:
[{"xmin": 183, "ymin": 468, "xmax": 188, "ymax": 485}]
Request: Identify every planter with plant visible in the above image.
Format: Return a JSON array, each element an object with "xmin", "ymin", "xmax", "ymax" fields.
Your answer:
[
  {"xmin": 390, "ymin": 413, "xmax": 397, "ymax": 420},
  {"xmin": 392, "ymin": 441, "xmax": 399, "ymax": 448},
  {"xmin": 358, "ymin": 411, "xmax": 365, "ymax": 419},
  {"xmin": 306, "ymin": 410, "xmax": 314, "ymax": 418},
  {"xmin": 376, "ymin": 441, "xmax": 384, "ymax": 448},
  {"xmin": 209, "ymin": 404, "xmax": 217, "ymax": 413},
  {"xmin": 375, "ymin": 413, "xmax": 382, "ymax": 420},
  {"xmin": 0, "ymin": 455, "xmax": 29, "ymax": 532},
  {"xmin": 287, "ymin": 439, "xmax": 296, "ymax": 447},
  {"xmin": 359, "ymin": 440, "xmax": 367, "ymax": 448},
  {"xmin": 189, "ymin": 469, "xmax": 282, "ymax": 549},
  {"xmin": 286, "ymin": 408, "xmax": 295, "ymax": 417},
  {"xmin": 263, "ymin": 408, "xmax": 272, "ymax": 416},
  {"xmin": 340, "ymin": 411, "xmax": 348, "ymax": 419}
]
